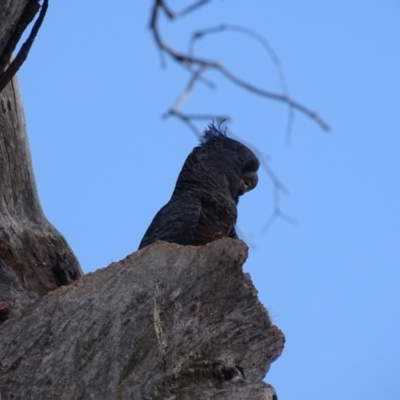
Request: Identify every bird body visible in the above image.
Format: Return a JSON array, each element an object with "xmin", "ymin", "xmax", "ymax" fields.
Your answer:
[{"xmin": 138, "ymin": 124, "xmax": 259, "ymax": 249}]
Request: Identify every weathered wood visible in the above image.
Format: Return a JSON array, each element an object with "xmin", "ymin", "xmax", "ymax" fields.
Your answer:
[
  {"xmin": 0, "ymin": 0, "xmax": 81, "ymax": 319},
  {"xmin": 0, "ymin": 239, "xmax": 284, "ymax": 399},
  {"xmin": 0, "ymin": 0, "xmax": 39, "ymax": 73},
  {"xmin": 0, "ymin": 75, "xmax": 83, "ymax": 317}
]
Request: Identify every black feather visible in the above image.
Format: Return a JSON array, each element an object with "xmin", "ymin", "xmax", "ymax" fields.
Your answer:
[
  {"xmin": 138, "ymin": 124, "xmax": 259, "ymax": 249},
  {"xmin": 200, "ymin": 122, "xmax": 228, "ymax": 145}
]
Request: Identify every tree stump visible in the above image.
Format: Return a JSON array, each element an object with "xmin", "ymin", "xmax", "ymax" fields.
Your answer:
[{"xmin": 0, "ymin": 239, "xmax": 284, "ymax": 399}]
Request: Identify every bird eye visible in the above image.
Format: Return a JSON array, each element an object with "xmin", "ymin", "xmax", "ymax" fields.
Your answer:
[{"xmin": 238, "ymin": 155, "xmax": 245, "ymax": 162}]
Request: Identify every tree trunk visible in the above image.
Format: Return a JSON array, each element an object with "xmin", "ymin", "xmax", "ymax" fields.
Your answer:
[
  {"xmin": 0, "ymin": 74, "xmax": 83, "ymax": 319},
  {"xmin": 0, "ymin": 239, "xmax": 284, "ymax": 399},
  {"xmin": 0, "ymin": 0, "xmax": 83, "ymax": 319}
]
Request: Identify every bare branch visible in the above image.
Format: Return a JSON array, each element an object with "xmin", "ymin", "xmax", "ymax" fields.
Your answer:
[
  {"xmin": 261, "ymin": 186, "xmax": 297, "ymax": 233},
  {"xmin": 0, "ymin": 0, "xmax": 49, "ymax": 94},
  {"xmin": 229, "ymin": 128, "xmax": 296, "ymax": 230},
  {"xmin": 149, "ymin": 0, "xmax": 326, "ymax": 231},
  {"xmin": 217, "ymin": 64, "xmax": 329, "ymax": 131},
  {"xmin": 170, "ymin": 65, "xmax": 211, "ymax": 112},
  {"xmin": 167, "ymin": 113, "xmax": 231, "ymax": 122},
  {"xmin": 189, "ymin": 24, "xmax": 304, "ymax": 142},
  {"xmin": 0, "ymin": 0, "xmax": 39, "ymax": 73},
  {"xmin": 149, "ymin": 1, "xmax": 329, "ymax": 131},
  {"xmin": 260, "ymin": 159, "xmax": 288, "ymax": 195},
  {"xmin": 189, "ymin": 23, "xmax": 297, "ymax": 139},
  {"xmin": 164, "ymin": 110, "xmax": 203, "ymax": 137},
  {"xmin": 164, "ymin": 110, "xmax": 231, "ymax": 139},
  {"xmin": 162, "ymin": 0, "xmax": 212, "ymax": 19}
]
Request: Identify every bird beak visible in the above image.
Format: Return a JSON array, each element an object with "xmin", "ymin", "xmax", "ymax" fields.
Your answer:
[{"xmin": 242, "ymin": 174, "xmax": 258, "ymax": 193}]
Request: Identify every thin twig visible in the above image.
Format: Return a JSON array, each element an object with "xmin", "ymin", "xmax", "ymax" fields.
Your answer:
[
  {"xmin": 165, "ymin": 110, "xmax": 203, "ymax": 137},
  {"xmin": 171, "ymin": 64, "xmax": 211, "ymax": 111},
  {"xmin": 175, "ymin": 114, "xmax": 231, "ymax": 121},
  {"xmin": 162, "ymin": 0, "xmax": 212, "ymax": 19},
  {"xmin": 163, "ymin": 111, "xmax": 230, "ymax": 137},
  {"xmin": 229, "ymin": 128, "xmax": 295, "ymax": 230},
  {"xmin": 260, "ymin": 186, "xmax": 297, "ymax": 233},
  {"xmin": 149, "ymin": 1, "xmax": 330, "ymax": 131},
  {"xmin": 189, "ymin": 23, "xmax": 299, "ymax": 141},
  {"xmin": 218, "ymin": 64, "xmax": 329, "ymax": 131},
  {"xmin": 149, "ymin": 0, "xmax": 326, "ymax": 230}
]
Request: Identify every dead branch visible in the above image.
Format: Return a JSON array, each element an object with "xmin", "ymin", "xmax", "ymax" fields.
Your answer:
[
  {"xmin": 149, "ymin": 0, "xmax": 329, "ymax": 132},
  {"xmin": 189, "ymin": 23, "xmax": 298, "ymax": 142},
  {"xmin": 148, "ymin": 0, "xmax": 327, "ymax": 231},
  {"xmin": 0, "ymin": 0, "xmax": 48, "ymax": 94},
  {"xmin": 0, "ymin": 240, "xmax": 284, "ymax": 400}
]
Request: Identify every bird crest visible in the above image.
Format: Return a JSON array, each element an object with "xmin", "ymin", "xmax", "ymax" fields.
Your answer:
[{"xmin": 200, "ymin": 122, "xmax": 228, "ymax": 146}]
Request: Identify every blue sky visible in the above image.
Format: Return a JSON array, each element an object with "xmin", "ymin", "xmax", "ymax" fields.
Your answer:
[{"xmin": 18, "ymin": 1, "xmax": 400, "ymax": 399}]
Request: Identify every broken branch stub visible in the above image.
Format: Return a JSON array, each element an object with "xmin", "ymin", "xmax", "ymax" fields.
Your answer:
[{"xmin": 0, "ymin": 239, "xmax": 284, "ymax": 399}]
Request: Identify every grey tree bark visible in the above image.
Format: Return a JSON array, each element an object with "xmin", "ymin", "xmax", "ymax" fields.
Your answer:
[
  {"xmin": 0, "ymin": 0, "xmax": 82, "ymax": 319},
  {"xmin": 0, "ymin": 239, "xmax": 284, "ymax": 399}
]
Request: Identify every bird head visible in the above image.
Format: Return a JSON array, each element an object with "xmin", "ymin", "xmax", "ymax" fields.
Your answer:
[{"xmin": 196, "ymin": 123, "xmax": 260, "ymax": 200}]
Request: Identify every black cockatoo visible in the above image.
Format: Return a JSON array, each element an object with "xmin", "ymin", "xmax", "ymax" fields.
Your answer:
[{"xmin": 138, "ymin": 123, "xmax": 259, "ymax": 249}]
